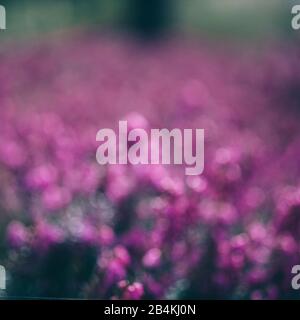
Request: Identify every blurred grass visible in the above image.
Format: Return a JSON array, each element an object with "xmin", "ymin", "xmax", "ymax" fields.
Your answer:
[
  {"xmin": 1, "ymin": 0, "xmax": 125, "ymax": 41},
  {"xmin": 0, "ymin": 0, "xmax": 296, "ymax": 43},
  {"xmin": 176, "ymin": 0, "xmax": 292, "ymax": 41}
]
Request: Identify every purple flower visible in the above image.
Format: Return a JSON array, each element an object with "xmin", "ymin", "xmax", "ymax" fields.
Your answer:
[
  {"xmin": 143, "ymin": 248, "xmax": 161, "ymax": 268},
  {"xmin": 6, "ymin": 221, "xmax": 29, "ymax": 248},
  {"xmin": 34, "ymin": 221, "xmax": 64, "ymax": 250}
]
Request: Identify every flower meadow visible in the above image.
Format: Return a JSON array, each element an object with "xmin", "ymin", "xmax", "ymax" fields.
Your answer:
[{"xmin": 0, "ymin": 36, "xmax": 300, "ymax": 299}]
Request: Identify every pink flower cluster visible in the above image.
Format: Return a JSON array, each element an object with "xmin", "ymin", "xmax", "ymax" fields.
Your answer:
[{"xmin": 0, "ymin": 36, "xmax": 300, "ymax": 299}]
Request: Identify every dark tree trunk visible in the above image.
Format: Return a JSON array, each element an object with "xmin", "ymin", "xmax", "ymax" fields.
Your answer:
[{"xmin": 127, "ymin": 0, "xmax": 172, "ymax": 39}]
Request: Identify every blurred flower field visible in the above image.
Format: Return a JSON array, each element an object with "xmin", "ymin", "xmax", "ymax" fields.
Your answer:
[{"xmin": 0, "ymin": 35, "xmax": 300, "ymax": 299}]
